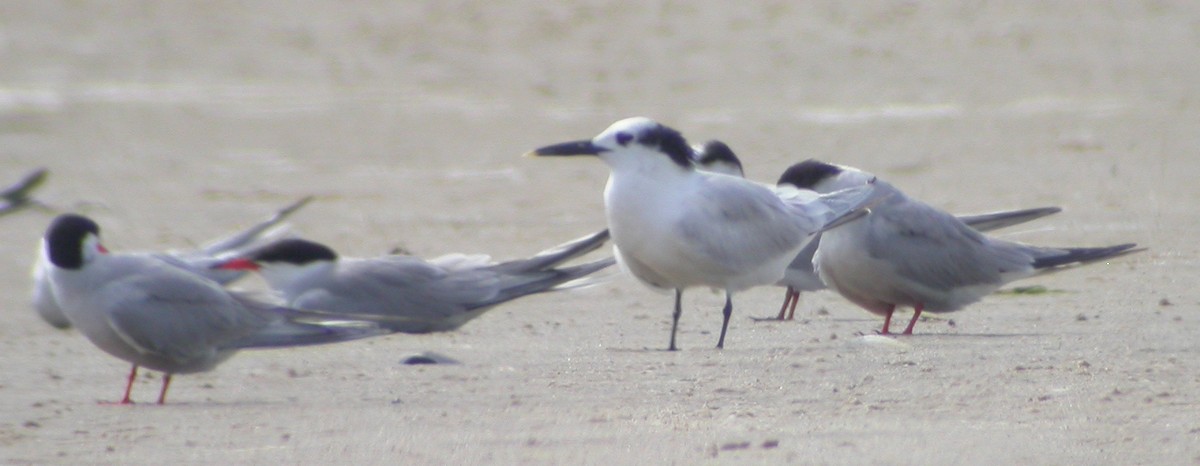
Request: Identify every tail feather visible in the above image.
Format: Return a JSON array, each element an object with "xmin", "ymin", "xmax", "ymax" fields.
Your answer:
[
  {"xmin": 472, "ymin": 256, "xmax": 616, "ymax": 310},
  {"xmin": 959, "ymin": 206, "xmax": 1062, "ymax": 232},
  {"xmin": 256, "ymin": 257, "xmax": 616, "ymax": 334},
  {"xmin": 1031, "ymin": 243, "xmax": 1141, "ymax": 270},
  {"xmin": 490, "ymin": 229, "xmax": 610, "ymax": 274}
]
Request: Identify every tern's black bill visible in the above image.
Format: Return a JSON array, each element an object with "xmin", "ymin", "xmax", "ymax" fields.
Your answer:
[{"xmin": 530, "ymin": 140, "xmax": 606, "ymax": 157}]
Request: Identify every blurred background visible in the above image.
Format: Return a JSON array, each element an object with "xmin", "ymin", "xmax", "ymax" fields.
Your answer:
[
  {"xmin": 2, "ymin": 2, "xmax": 1194, "ymax": 252},
  {"xmin": 0, "ymin": 2, "xmax": 1197, "ymax": 462}
]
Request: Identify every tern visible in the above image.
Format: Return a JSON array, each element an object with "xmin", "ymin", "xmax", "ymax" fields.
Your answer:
[
  {"xmin": 689, "ymin": 146, "xmax": 1064, "ymax": 321},
  {"xmin": 41, "ymin": 211, "xmax": 384, "ymax": 404},
  {"xmin": 31, "ymin": 196, "xmax": 312, "ymax": 329},
  {"xmin": 527, "ymin": 117, "xmax": 875, "ymax": 350},
  {"xmin": 212, "ymin": 230, "xmax": 615, "ymax": 333},
  {"xmin": 783, "ymin": 159, "xmax": 1139, "ymax": 335}
]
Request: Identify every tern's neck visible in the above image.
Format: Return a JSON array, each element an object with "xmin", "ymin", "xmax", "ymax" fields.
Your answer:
[
  {"xmin": 603, "ymin": 163, "xmax": 697, "ymax": 238},
  {"xmin": 604, "ymin": 153, "xmax": 695, "ymax": 185},
  {"xmin": 604, "ymin": 159, "xmax": 694, "ymax": 204}
]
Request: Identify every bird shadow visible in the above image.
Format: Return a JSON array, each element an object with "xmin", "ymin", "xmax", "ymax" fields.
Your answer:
[
  {"xmin": 93, "ymin": 398, "xmax": 283, "ymax": 408},
  {"xmin": 603, "ymin": 346, "xmax": 696, "ymax": 353},
  {"xmin": 854, "ymin": 331, "xmax": 1051, "ymax": 339}
]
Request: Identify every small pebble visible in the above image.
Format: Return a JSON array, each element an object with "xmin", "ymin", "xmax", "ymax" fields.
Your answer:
[{"xmin": 720, "ymin": 441, "xmax": 751, "ymax": 451}]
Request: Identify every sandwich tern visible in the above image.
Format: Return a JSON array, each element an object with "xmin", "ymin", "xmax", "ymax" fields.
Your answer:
[{"xmin": 527, "ymin": 117, "xmax": 875, "ymax": 350}]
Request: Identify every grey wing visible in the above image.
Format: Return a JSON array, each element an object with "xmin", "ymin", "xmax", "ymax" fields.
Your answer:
[
  {"xmin": 103, "ymin": 269, "xmax": 270, "ymax": 362},
  {"xmin": 0, "ymin": 167, "xmax": 48, "ymax": 215},
  {"xmin": 294, "ymin": 258, "xmax": 500, "ymax": 322},
  {"xmin": 0, "ymin": 167, "xmax": 47, "ymax": 200},
  {"xmin": 428, "ymin": 253, "xmax": 495, "ymax": 272},
  {"xmin": 143, "ymin": 252, "xmax": 246, "ymax": 286},
  {"xmin": 676, "ymin": 176, "xmax": 808, "ymax": 273},
  {"xmin": 958, "ymin": 206, "xmax": 1061, "ymax": 233},
  {"xmin": 778, "ymin": 183, "xmax": 877, "ymax": 234},
  {"xmin": 865, "ymin": 198, "xmax": 1031, "ymax": 291}
]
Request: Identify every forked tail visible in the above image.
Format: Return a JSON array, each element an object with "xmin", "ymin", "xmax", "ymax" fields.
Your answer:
[
  {"xmin": 490, "ymin": 229, "xmax": 611, "ymax": 274},
  {"xmin": 1030, "ymin": 243, "xmax": 1141, "ymax": 270}
]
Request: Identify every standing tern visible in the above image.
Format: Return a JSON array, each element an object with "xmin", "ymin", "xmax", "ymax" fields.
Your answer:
[
  {"xmin": 41, "ymin": 212, "xmax": 385, "ymax": 404},
  {"xmin": 212, "ymin": 230, "xmax": 615, "ymax": 333},
  {"xmin": 769, "ymin": 206, "xmax": 1063, "ymax": 321},
  {"xmin": 31, "ymin": 196, "xmax": 312, "ymax": 330},
  {"xmin": 526, "ymin": 117, "xmax": 875, "ymax": 350},
  {"xmin": 690, "ymin": 147, "xmax": 1064, "ymax": 321},
  {"xmin": 783, "ymin": 159, "xmax": 1139, "ymax": 335}
]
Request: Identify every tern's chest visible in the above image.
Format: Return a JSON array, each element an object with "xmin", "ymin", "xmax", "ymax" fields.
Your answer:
[
  {"xmin": 602, "ymin": 175, "xmax": 690, "ymax": 248},
  {"xmin": 815, "ymin": 220, "xmax": 889, "ymax": 284}
]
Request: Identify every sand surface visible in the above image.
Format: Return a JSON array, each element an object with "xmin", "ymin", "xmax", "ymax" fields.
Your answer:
[{"xmin": 1, "ymin": 1, "xmax": 1197, "ymax": 464}]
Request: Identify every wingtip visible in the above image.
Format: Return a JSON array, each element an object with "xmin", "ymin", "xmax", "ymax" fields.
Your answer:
[{"xmin": 1031, "ymin": 242, "xmax": 1144, "ymax": 270}]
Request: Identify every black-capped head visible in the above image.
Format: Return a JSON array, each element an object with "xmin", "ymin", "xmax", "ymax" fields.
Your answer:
[
  {"xmin": 777, "ymin": 159, "xmax": 844, "ymax": 190},
  {"xmin": 248, "ymin": 238, "xmax": 339, "ymax": 266},
  {"xmin": 693, "ymin": 140, "xmax": 744, "ymax": 177},
  {"xmin": 628, "ymin": 120, "xmax": 694, "ymax": 169},
  {"xmin": 45, "ymin": 214, "xmax": 102, "ymax": 270},
  {"xmin": 528, "ymin": 117, "xmax": 695, "ymax": 170}
]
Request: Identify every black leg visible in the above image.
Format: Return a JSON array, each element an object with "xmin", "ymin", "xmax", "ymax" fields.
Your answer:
[
  {"xmin": 716, "ymin": 292, "xmax": 732, "ymax": 349},
  {"xmin": 668, "ymin": 289, "xmax": 683, "ymax": 351}
]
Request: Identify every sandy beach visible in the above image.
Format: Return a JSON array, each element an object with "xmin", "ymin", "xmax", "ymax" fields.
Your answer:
[{"xmin": 1, "ymin": 1, "xmax": 1197, "ymax": 464}]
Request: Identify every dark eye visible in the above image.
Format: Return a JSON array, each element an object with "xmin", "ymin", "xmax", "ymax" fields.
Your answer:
[{"xmin": 615, "ymin": 132, "xmax": 633, "ymax": 146}]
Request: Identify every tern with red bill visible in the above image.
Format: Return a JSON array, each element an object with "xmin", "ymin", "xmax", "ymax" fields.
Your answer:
[
  {"xmin": 32, "ymin": 196, "xmax": 312, "ymax": 330},
  {"xmin": 41, "ymin": 213, "xmax": 387, "ymax": 404},
  {"xmin": 782, "ymin": 159, "xmax": 1140, "ymax": 335},
  {"xmin": 688, "ymin": 146, "xmax": 1065, "ymax": 321},
  {"xmin": 213, "ymin": 230, "xmax": 614, "ymax": 333}
]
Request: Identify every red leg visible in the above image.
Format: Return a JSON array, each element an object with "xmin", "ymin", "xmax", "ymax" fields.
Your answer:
[
  {"xmin": 902, "ymin": 304, "xmax": 924, "ymax": 335},
  {"xmin": 785, "ymin": 289, "xmax": 800, "ymax": 320},
  {"xmin": 156, "ymin": 374, "xmax": 173, "ymax": 405},
  {"xmin": 879, "ymin": 305, "xmax": 897, "ymax": 334},
  {"xmin": 775, "ymin": 288, "xmax": 795, "ymax": 320},
  {"xmin": 118, "ymin": 364, "xmax": 138, "ymax": 404}
]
